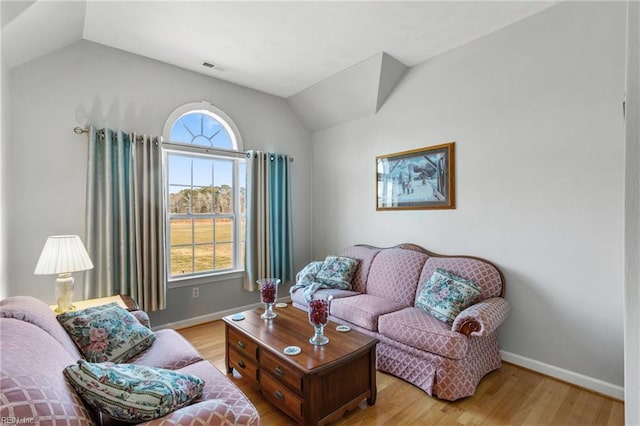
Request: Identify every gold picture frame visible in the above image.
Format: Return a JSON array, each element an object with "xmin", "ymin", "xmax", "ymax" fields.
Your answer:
[{"xmin": 376, "ymin": 142, "xmax": 455, "ymax": 210}]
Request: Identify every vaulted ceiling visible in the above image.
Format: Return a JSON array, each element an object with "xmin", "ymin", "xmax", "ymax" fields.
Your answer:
[{"xmin": 2, "ymin": 1, "xmax": 558, "ymax": 99}]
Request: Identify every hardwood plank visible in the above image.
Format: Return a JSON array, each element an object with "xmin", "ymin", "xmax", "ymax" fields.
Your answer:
[{"xmin": 177, "ymin": 320, "xmax": 625, "ymax": 425}]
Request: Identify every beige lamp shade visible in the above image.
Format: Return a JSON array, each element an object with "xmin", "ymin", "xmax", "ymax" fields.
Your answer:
[{"xmin": 34, "ymin": 235, "xmax": 94, "ymax": 275}]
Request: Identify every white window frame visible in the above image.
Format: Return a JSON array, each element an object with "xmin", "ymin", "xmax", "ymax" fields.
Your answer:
[{"xmin": 162, "ymin": 101, "xmax": 245, "ymax": 286}]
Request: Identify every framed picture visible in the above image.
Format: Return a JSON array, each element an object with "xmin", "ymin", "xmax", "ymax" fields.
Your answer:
[{"xmin": 376, "ymin": 142, "xmax": 455, "ymax": 210}]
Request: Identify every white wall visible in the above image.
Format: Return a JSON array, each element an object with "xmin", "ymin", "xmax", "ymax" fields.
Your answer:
[
  {"xmin": 0, "ymin": 47, "xmax": 9, "ymax": 299},
  {"xmin": 624, "ymin": 0, "xmax": 640, "ymax": 422},
  {"xmin": 7, "ymin": 40, "xmax": 312, "ymax": 326},
  {"xmin": 311, "ymin": 2, "xmax": 626, "ymax": 395}
]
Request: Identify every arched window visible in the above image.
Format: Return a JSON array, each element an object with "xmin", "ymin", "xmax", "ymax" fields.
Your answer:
[{"xmin": 162, "ymin": 102, "xmax": 245, "ymax": 280}]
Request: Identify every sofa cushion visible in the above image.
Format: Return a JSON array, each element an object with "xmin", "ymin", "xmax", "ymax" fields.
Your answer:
[
  {"xmin": 138, "ymin": 399, "xmax": 236, "ymax": 426},
  {"xmin": 416, "ymin": 268, "xmax": 481, "ymax": 324},
  {"xmin": 0, "ymin": 318, "xmax": 95, "ymax": 425},
  {"xmin": 365, "ymin": 248, "xmax": 429, "ymax": 307},
  {"xmin": 316, "ymin": 256, "xmax": 359, "ymax": 288},
  {"xmin": 378, "ymin": 307, "xmax": 469, "ymax": 359},
  {"xmin": 129, "ymin": 329, "xmax": 203, "ymax": 370},
  {"xmin": 340, "ymin": 245, "xmax": 381, "ymax": 292},
  {"xmin": 178, "ymin": 360, "xmax": 261, "ymax": 426},
  {"xmin": 418, "ymin": 257, "xmax": 503, "ymax": 301},
  {"xmin": 64, "ymin": 360, "xmax": 204, "ymax": 422},
  {"xmin": 57, "ymin": 302, "xmax": 156, "ymax": 363},
  {"xmin": 0, "ymin": 295, "xmax": 83, "ymax": 359},
  {"xmin": 330, "ymin": 294, "xmax": 404, "ymax": 331}
]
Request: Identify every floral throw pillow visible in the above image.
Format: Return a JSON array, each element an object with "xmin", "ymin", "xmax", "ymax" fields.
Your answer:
[
  {"xmin": 416, "ymin": 268, "xmax": 482, "ymax": 325},
  {"xmin": 315, "ymin": 256, "xmax": 359, "ymax": 289},
  {"xmin": 64, "ymin": 360, "xmax": 204, "ymax": 422},
  {"xmin": 57, "ymin": 302, "xmax": 156, "ymax": 363}
]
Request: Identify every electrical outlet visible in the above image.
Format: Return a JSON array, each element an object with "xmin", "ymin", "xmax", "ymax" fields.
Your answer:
[{"xmin": 192, "ymin": 287, "xmax": 200, "ymax": 298}]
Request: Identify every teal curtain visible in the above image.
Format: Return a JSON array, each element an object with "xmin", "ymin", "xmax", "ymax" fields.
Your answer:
[
  {"xmin": 84, "ymin": 126, "xmax": 165, "ymax": 311},
  {"xmin": 244, "ymin": 151, "xmax": 293, "ymax": 291}
]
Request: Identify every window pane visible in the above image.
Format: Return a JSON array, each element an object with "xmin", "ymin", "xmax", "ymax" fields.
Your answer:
[
  {"xmin": 169, "ymin": 186, "xmax": 191, "ymax": 214},
  {"xmin": 215, "ymin": 185, "xmax": 233, "ymax": 214},
  {"xmin": 193, "ymin": 157, "xmax": 213, "ymax": 187},
  {"xmin": 204, "ymin": 115, "xmax": 232, "ymax": 149},
  {"xmin": 192, "ymin": 187, "xmax": 212, "ymax": 214},
  {"xmin": 170, "ymin": 112, "xmax": 233, "ymax": 149},
  {"xmin": 213, "ymin": 160, "xmax": 232, "ymax": 186},
  {"xmin": 215, "ymin": 243, "xmax": 233, "ymax": 269},
  {"xmin": 171, "ymin": 113, "xmax": 199, "ymax": 143},
  {"xmin": 194, "ymin": 245, "xmax": 214, "ymax": 272},
  {"xmin": 212, "ymin": 131, "xmax": 233, "ymax": 150},
  {"xmin": 170, "ymin": 121, "xmax": 193, "ymax": 144},
  {"xmin": 239, "ymin": 162, "xmax": 246, "ymax": 214},
  {"xmin": 194, "ymin": 218, "xmax": 213, "ymax": 244},
  {"xmin": 215, "ymin": 219, "xmax": 233, "ymax": 243},
  {"xmin": 170, "ymin": 218, "xmax": 192, "ymax": 246},
  {"xmin": 168, "ymin": 155, "xmax": 192, "ymax": 185},
  {"xmin": 171, "ymin": 246, "xmax": 193, "ymax": 276}
]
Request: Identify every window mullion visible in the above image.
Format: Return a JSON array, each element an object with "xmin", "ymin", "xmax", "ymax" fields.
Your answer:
[{"xmin": 233, "ymin": 159, "xmax": 239, "ymax": 270}]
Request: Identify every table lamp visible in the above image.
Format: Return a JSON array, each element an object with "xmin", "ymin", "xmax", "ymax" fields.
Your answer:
[{"xmin": 34, "ymin": 235, "xmax": 94, "ymax": 313}]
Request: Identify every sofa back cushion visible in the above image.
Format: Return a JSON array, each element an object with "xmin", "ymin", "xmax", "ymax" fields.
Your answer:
[
  {"xmin": 340, "ymin": 245, "xmax": 381, "ymax": 292},
  {"xmin": 0, "ymin": 295, "xmax": 83, "ymax": 359},
  {"xmin": 0, "ymin": 318, "xmax": 95, "ymax": 425},
  {"xmin": 417, "ymin": 257, "xmax": 504, "ymax": 303},
  {"xmin": 365, "ymin": 248, "xmax": 429, "ymax": 307}
]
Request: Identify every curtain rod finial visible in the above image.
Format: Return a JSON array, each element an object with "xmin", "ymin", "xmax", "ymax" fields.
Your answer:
[{"xmin": 74, "ymin": 127, "xmax": 89, "ymax": 135}]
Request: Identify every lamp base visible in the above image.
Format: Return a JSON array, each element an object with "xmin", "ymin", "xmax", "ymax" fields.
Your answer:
[{"xmin": 54, "ymin": 273, "xmax": 76, "ymax": 313}]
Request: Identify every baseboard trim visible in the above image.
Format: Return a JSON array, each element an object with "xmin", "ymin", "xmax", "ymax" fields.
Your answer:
[
  {"xmin": 152, "ymin": 297, "xmax": 292, "ymax": 331},
  {"xmin": 500, "ymin": 350, "xmax": 624, "ymax": 400},
  {"xmin": 154, "ymin": 309, "xmax": 623, "ymax": 401}
]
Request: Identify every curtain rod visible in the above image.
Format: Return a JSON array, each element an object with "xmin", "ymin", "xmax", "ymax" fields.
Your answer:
[{"xmin": 73, "ymin": 127, "xmax": 294, "ymax": 162}]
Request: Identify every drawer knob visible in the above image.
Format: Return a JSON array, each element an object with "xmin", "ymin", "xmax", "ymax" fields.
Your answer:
[
  {"xmin": 274, "ymin": 390, "xmax": 285, "ymax": 401},
  {"xmin": 237, "ymin": 341, "xmax": 246, "ymax": 350},
  {"xmin": 274, "ymin": 366, "xmax": 285, "ymax": 376},
  {"xmin": 238, "ymin": 360, "xmax": 246, "ymax": 368}
]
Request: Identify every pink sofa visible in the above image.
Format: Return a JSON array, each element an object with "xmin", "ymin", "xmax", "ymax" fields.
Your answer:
[
  {"xmin": 291, "ymin": 244, "xmax": 510, "ymax": 401},
  {"xmin": 0, "ymin": 296, "xmax": 260, "ymax": 425}
]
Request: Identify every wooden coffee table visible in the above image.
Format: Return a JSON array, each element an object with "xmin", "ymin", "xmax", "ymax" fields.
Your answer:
[{"xmin": 222, "ymin": 306, "xmax": 378, "ymax": 425}]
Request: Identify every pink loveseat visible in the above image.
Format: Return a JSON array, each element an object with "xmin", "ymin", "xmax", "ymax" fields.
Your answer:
[
  {"xmin": 291, "ymin": 244, "xmax": 510, "ymax": 401},
  {"xmin": 0, "ymin": 296, "xmax": 260, "ymax": 425}
]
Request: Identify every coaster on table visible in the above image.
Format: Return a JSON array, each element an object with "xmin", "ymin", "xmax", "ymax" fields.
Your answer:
[
  {"xmin": 336, "ymin": 325, "xmax": 351, "ymax": 332},
  {"xmin": 231, "ymin": 313, "xmax": 245, "ymax": 321},
  {"xmin": 283, "ymin": 346, "xmax": 301, "ymax": 356},
  {"xmin": 275, "ymin": 302, "xmax": 288, "ymax": 308}
]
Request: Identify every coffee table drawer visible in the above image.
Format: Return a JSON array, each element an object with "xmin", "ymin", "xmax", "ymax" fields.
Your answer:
[
  {"xmin": 228, "ymin": 328, "xmax": 258, "ymax": 362},
  {"xmin": 261, "ymin": 371, "xmax": 303, "ymax": 421},
  {"xmin": 260, "ymin": 350, "xmax": 303, "ymax": 393},
  {"xmin": 228, "ymin": 347, "xmax": 258, "ymax": 385}
]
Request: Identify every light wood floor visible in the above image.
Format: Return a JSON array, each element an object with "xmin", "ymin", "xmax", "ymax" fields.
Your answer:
[{"xmin": 178, "ymin": 320, "xmax": 625, "ymax": 425}]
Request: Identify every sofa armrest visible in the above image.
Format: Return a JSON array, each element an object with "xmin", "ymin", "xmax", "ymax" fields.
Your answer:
[
  {"xmin": 452, "ymin": 297, "xmax": 510, "ymax": 337},
  {"xmin": 138, "ymin": 399, "xmax": 236, "ymax": 426},
  {"xmin": 131, "ymin": 310, "xmax": 151, "ymax": 328}
]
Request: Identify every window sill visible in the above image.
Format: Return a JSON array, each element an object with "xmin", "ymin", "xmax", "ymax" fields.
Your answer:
[{"xmin": 168, "ymin": 269, "xmax": 245, "ymax": 289}]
